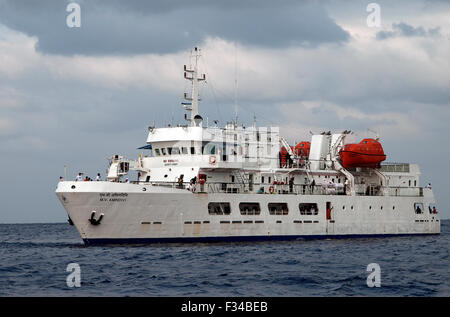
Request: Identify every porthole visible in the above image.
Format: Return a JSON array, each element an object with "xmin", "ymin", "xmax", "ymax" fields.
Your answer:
[
  {"xmin": 71, "ymin": 185, "xmax": 76, "ymax": 189},
  {"xmin": 342, "ymin": 206, "xmax": 345, "ymax": 210},
  {"xmin": 369, "ymin": 206, "xmax": 372, "ymax": 210},
  {"xmin": 381, "ymin": 206, "xmax": 383, "ymax": 210},
  {"xmin": 142, "ymin": 187, "xmax": 147, "ymax": 192},
  {"xmin": 393, "ymin": 206, "xmax": 395, "ymax": 210},
  {"xmin": 351, "ymin": 206, "xmax": 354, "ymax": 210},
  {"xmin": 164, "ymin": 174, "xmax": 168, "ymax": 178}
]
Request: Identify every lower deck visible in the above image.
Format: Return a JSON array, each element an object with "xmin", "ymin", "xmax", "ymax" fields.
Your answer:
[{"xmin": 56, "ymin": 181, "xmax": 440, "ymax": 244}]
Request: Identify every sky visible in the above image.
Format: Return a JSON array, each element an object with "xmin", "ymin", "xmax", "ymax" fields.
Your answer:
[{"xmin": 0, "ymin": 0, "xmax": 449, "ymax": 222}]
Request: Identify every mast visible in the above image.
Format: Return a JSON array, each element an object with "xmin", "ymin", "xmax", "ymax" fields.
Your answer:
[
  {"xmin": 234, "ymin": 43, "xmax": 238, "ymax": 127},
  {"xmin": 183, "ymin": 47, "xmax": 206, "ymax": 127}
]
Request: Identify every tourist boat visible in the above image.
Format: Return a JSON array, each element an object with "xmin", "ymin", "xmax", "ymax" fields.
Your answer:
[{"xmin": 55, "ymin": 47, "xmax": 440, "ymax": 245}]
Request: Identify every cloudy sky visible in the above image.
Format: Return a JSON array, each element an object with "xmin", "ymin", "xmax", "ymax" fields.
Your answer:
[{"xmin": 0, "ymin": 0, "xmax": 449, "ymax": 222}]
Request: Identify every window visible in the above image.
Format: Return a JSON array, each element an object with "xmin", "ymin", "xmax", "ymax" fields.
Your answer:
[
  {"xmin": 203, "ymin": 143, "xmax": 216, "ymax": 155},
  {"xmin": 208, "ymin": 202, "xmax": 231, "ymax": 215},
  {"xmin": 167, "ymin": 147, "xmax": 173, "ymax": 155},
  {"xmin": 171, "ymin": 147, "xmax": 180, "ymax": 155},
  {"xmin": 414, "ymin": 203, "xmax": 424, "ymax": 214},
  {"xmin": 181, "ymin": 147, "xmax": 188, "ymax": 154},
  {"xmin": 161, "ymin": 148, "xmax": 167, "ymax": 156},
  {"xmin": 268, "ymin": 203, "xmax": 289, "ymax": 215},
  {"xmin": 190, "ymin": 147, "xmax": 195, "ymax": 154},
  {"xmin": 155, "ymin": 149, "xmax": 161, "ymax": 156},
  {"xmin": 239, "ymin": 202, "xmax": 261, "ymax": 215},
  {"xmin": 299, "ymin": 203, "xmax": 319, "ymax": 215},
  {"xmin": 262, "ymin": 176, "xmax": 265, "ymax": 184}
]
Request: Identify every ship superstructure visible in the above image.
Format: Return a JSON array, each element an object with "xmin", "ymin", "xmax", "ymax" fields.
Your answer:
[{"xmin": 56, "ymin": 47, "xmax": 440, "ymax": 245}]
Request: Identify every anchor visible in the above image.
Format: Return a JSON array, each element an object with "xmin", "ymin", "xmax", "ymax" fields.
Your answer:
[{"xmin": 89, "ymin": 211, "xmax": 104, "ymax": 225}]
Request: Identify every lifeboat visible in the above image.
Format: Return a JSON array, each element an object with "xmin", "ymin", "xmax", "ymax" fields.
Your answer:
[
  {"xmin": 295, "ymin": 141, "xmax": 311, "ymax": 157},
  {"xmin": 339, "ymin": 138, "xmax": 386, "ymax": 168}
]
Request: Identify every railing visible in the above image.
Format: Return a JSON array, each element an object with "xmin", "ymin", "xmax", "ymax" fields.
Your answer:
[{"xmin": 126, "ymin": 180, "xmax": 424, "ymax": 197}]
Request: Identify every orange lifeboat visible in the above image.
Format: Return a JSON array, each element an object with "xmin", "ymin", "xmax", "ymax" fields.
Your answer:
[
  {"xmin": 295, "ymin": 141, "xmax": 311, "ymax": 157},
  {"xmin": 339, "ymin": 138, "xmax": 386, "ymax": 168}
]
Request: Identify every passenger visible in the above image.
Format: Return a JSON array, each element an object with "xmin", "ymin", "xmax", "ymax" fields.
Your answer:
[
  {"xmin": 137, "ymin": 172, "xmax": 141, "ymax": 183},
  {"xmin": 125, "ymin": 178, "xmax": 130, "ymax": 183},
  {"xmin": 96, "ymin": 173, "xmax": 101, "ymax": 181},
  {"xmin": 425, "ymin": 183, "xmax": 432, "ymax": 189},
  {"xmin": 178, "ymin": 175, "xmax": 184, "ymax": 188},
  {"xmin": 433, "ymin": 206, "xmax": 437, "ymax": 214},
  {"xmin": 310, "ymin": 179, "xmax": 315, "ymax": 193},
  {"xmin": 310, "ymin": 206, "xmax": 316, "ymax": 215},
  {"xmin": 84, "ymin": 176, "xmax": 89, "ymax": 181},
  {"xmin": 257, "ymin": 187, "xmax": 264, "ymax": 194},
  {"xmin": 76, "ymin": 173, "xmax": 83, "ymax": 181},
  {"xmin": 326, "ymin": 206, "xmax": 333, "ymax": 220},
  {"xmin": 416, "ymin": 205, "xmax": 422, "ymax": 214},
  {"xmin": 59, "ymin": 176, "xmax": 64, "ymax": 182}
]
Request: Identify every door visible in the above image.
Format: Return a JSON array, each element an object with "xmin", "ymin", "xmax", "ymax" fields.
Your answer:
[{"xmin": 326, "ymin": 201, "xmax": 334, "ymax": 235}]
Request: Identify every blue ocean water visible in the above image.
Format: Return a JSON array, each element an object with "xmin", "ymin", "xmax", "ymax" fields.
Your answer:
[{"xmin": 0, "ymin": 221, "xmax": 448, "ymax": 296}]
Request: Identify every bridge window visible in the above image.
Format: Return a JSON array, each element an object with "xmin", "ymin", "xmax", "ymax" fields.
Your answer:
[
  {"xmin": 181, "ymin": 147, "xmax": 188, "ymax": 154},
  {"xmin": 208, "ymin": 202, "xmax": 231, "ymax": 215},
  {"xmin": 155, "ymin": 149, "xmax": 161, "ymax": 156},
  {"xmin": 299, "ymin": 203, "xmax": 318, "ymax": 215},
  {"xmin": 161, "ymin": 148, "xmax": 167, "ymax": 156},
  {"xmin": 190, "ymin": 147, "xmax": 195, "ymax": 154},
  {"xmin": 239, "ymin": 202, "xmax": 261, "ymax": 215},
  {"xmin": 268, "ymin": 203, "xmax": 289, "ymax": 215}
]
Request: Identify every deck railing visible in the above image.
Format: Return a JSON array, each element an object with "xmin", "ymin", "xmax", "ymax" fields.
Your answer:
[{"xmin": 128, "ymin": 180, "xmax": 424, "ymax": 197}]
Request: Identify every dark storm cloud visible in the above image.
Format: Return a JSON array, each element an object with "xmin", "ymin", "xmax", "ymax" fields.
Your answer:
[
  {"xmin": 377, "ymin": 22, "xmax": 441, "ymax": 40},
  {"xmin": 0, "ymin": 0, "xmax": 350, "ymax": 55}
]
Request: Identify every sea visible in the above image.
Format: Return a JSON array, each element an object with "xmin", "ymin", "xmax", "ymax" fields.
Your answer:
[{"xmin": 0, "ymin": 220, "xmax": 449, "ymax": 297}]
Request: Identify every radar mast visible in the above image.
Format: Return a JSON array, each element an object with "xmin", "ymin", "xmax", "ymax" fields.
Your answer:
[{"xmin": 183, "ymin": 47, "xmax": 206, "ymax": 126}]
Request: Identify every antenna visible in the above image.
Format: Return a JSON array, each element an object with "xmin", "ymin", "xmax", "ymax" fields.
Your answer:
[
  {"xmin": 234, "ymin": 43, "xmax": 238, "ymax": 127},
  {"xmin": 367, "ymin": 128, "xmax": 379, "ymax": 140}
]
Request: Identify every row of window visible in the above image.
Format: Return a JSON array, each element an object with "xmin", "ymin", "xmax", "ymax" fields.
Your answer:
[
  {"xmin": 208, "ymin": 202, "xmax": 319, "ymax": 216},
  {"xmin": 207, "ymin": 202, "xmax": 410, "ymax": 215},
  {"xmin": 183, "ymin": 220, "xmax": 320, "ymax": 224},
  {"xmin": 154, "ymin": 147, "xmax": 195, "ymax": 156}
]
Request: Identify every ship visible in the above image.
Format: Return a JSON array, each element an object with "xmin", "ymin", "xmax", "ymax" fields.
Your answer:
[{"xmin": 55, "ymin": 47, "xmax": 440, "ymax": 245}]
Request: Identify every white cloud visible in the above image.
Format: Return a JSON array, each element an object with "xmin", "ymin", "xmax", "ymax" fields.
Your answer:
[{"xmin": 0, "ymin": 117, "xmax": 16, "ymax": 135}]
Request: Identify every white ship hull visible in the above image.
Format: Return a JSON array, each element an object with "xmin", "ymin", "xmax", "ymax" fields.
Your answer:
[{"xmin": 56, "ymin": 181, "xmax": 440, "ymax": 245}]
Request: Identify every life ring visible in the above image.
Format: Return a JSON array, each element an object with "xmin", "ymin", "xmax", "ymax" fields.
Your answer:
[
  {"xmin": 209, "ymin": 155, "xmax": 216, "ymax": 164},
  {"xmin": 269, "ymin": 186, "xmax": 275, "ymax": 194}
]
